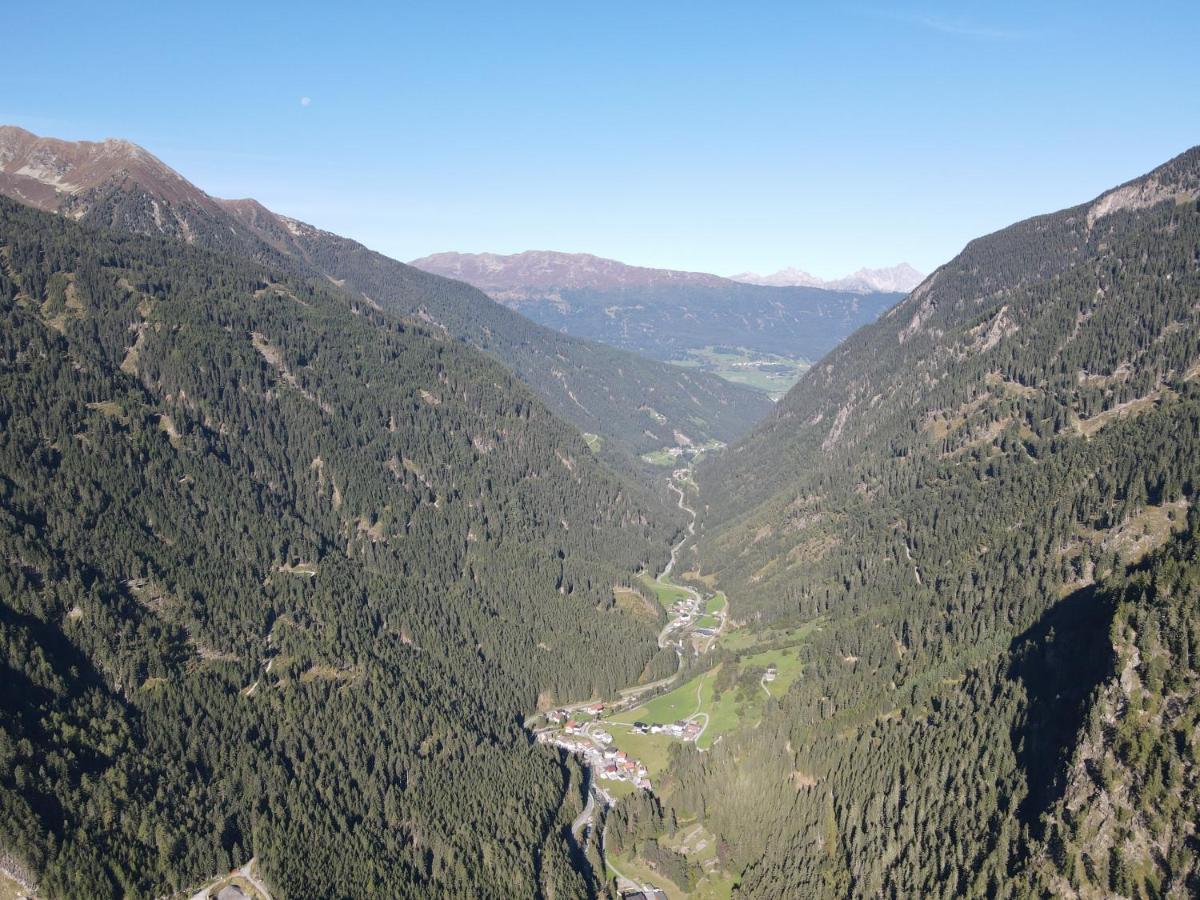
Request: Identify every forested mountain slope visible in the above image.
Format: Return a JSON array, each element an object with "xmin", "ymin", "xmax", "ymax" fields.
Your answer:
[
  {"xmin": 656, "ymin": 147, "xmax": 1200, "ymax": 896},
  {"xmin": 0, "ymin": 197, "xmax": 678, "ymax": 898},
  {"xmin": 1029, "ymin": 521, "xmax": 1200, "ymax": 898},
  {"xmin": 227, "ymin": 215, "xmax": 772, "ymax": 461},
  {"xmin": 480, "ymin": 281, "xmax": 895, "ymax": 368},
  {"xmin": 0, "ymin": 125, "xmax": 771, "ymax": 466}
]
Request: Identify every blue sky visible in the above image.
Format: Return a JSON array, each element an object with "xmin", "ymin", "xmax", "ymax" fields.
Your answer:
[{"xmin": 6, "ymin": 1, "xmax": 1198, "ymax": 277}]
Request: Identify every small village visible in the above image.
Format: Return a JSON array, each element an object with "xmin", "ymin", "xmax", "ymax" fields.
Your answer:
[
  {"xmin": 535, "ymin": 576, "xmax": 726, "ymax": 793},
  {"xmin": 526, "ymin": 468, "xmax": 739, "ymax": 899},
  {"xmin": 537, "ymin": 697, "xmax": 710, "ymax": 793}
]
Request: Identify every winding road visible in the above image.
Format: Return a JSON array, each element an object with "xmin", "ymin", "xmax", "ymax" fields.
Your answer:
[
  {"xmin": 659, "ymin": 477, "xmax": 697, "ymax": 581},
  {"xmin": 541, "ymin": 466, "xmax": 723, "ymax": 889},
  {"xmin": 570, "ymin": 769, "xmax": 596, "ymax": 839}
]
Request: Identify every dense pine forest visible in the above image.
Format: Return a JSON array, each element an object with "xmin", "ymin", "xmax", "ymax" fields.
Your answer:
[
  {"xmin": 0, "ymin": 197, "xmax": 682, "ymax": 898},
  {"xmin": 599, "ymin": 149, "xmax": 1200, "ymax": 897}
]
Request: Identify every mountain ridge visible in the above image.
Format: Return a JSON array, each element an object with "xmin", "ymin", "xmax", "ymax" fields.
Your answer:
[
  {"xmin": 411, "ymin": 248, "xmax": 905, "ymax": 397},
  {"xmin": 410, "ymin": 249, "xmax": 729, "ymax": 294},
  {"xmin": 0, "ymin": 125, "xmax": 772, "ymax": 465},
  {"xmin": 669, "ymin": 143, "xmax": 1200, "ymax": 896}
]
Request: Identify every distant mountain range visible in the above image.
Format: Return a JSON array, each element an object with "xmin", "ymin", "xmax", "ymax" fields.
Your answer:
[
  {"xmin": 410, "ymin": 249, "xmax": 726, "ymax": 293},
  {"xmin": 0, "ymin": 126, "xmax": 772, "ymax": 464},
  {"xmin": 729, "ymin": 262, "xmax": 925, "ymax": 293},
  {"xmin": 411, "ymin": 250, "xmax": 907, "ymax": 398}
]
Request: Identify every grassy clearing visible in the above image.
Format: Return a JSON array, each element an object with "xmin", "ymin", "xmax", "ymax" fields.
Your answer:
[
  {"xmin": 624, "ymin": 671, "xmax": 710, "ymax": 724},
  {"xmin": 680, "ymin": 569, "xmax": 717, "ymax": 588},
  {"xmin": 614, "ymin": 840, "xmax": 734, "ymax": 900},
  {"xmin": 195, "ymin": 874, "xmax": 268, "ymax": 900},
  {"xmin": 1074, "ymin": 391, "xmax": 1164, "ymax": 437},
  {"xmin": 704, "ymin": 592, "xmax": 726, "ymax": 615},
  {"xmin": 639, "ymin": 574, "xmax": 692, "ymax": 609},
  {"xmin": 695, "ymin": 675, "xmax": 746, "ymax": 749},
  {"xmin": 581, "ymin": 432, "xmax": 603, "ymax": 452},
  {"xmin": 673, "ymin": 345, "xmax": 810, "ymax": 400},
  {"xmin": 605, "ymin": 728, "xmax": 676, "ymax": 778},
  {"xmin": 738, "ymin": 646, "xmax": 805, "ymax": 698},
  {"xmin": 0, "ymin": 871, "xmax": 33, "ymax": 900},
  {"xmin": 614, "ymin": 585, "xmax": 658, "ymax": 624},
  {"xmin": 662, "ymin": 823, "xmax": 735, "ymax": 897},
  {"xmin": 277, "ymin": 560, "xmax": 319, "ymax": 577},
  {"xmin": 299, "ymin": 664, "xmax": 360, "ymax": 684},
  {"xmin": 602, "ymin": 777, "xmax": 640, "ymax": 800},
  {"xmin": 608, "ymin": 666, "xmax": 747, "ymax": 750},
  {"xmin": 608, "ymin": 851, "xmax": 685, "ymax": 897},
  {"xmin": 641, "ymin": 449, "xmax": 678, "ymax": 467},
  {"xmin": 719, "ymin": 618, "xmax": 821, "ymax": 653}
]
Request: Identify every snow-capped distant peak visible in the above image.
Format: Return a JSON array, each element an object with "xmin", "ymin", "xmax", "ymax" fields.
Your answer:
[{"xmin": 730, "ymin": 262, "xmax": 924, "ymax": 294}]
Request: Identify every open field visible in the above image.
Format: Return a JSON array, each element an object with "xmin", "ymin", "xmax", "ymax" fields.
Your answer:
[
  {"xmin": 672, "ymin": 346, "xmax": 810, "ymax": 400},
  {"xmin": 639, "ymin": 574, "xmax": 693, "ymax": 609},
  {"xmin": 662, "ymin": 823, "xmax": 734, "ymax": 898},
  {"xmin": 608, "ymin": 666, "xmax": 746, "ymax": 750},
  {"xmin": 601, "ymin": 777, "xmax": 639, "ymax": 800},
  {"xmin": 614, "ymin": 585, "xmax": 659, "ymax": 624},
  {"xmin": 608, "ymin": 851, "xmax": 688, "ymax": 898},
  {"xmin": 184, "ymin": 871, "xmax": 270, "ymax": 900},
  {"xmin": 606, "ymin": 728, "xmax": 677, "ymax": 777},
  {"xmin": 641, "ymin": 449, "xmax": 678, "ymax": 467},
  {"xmin": 719, "ymin": 617, "xmax": 821, "ymax": 653},
  {"xmin": 739, "ymin": 645, "xmax": 805, "ymax": 698},
  {"xmin": 625, "ymin": 670, "xmax": 710, "ymax": 724},
  {"xmin": 609, "ymin": 834, "xmax": 735, "ymax": 900}
]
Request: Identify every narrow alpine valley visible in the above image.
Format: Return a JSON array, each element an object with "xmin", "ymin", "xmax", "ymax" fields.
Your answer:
[
  {"xmin": 530, "ymin": 456, "xmax": 807, "ymax": 898},
  {"xmin": 3, "ymin": 5, "xmax": 1200, "ymax": 899}
]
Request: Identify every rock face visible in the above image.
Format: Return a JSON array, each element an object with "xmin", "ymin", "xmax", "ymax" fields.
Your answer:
[
  {"xmin": 731, "ymin": 262, "xmax": 925, "ymax": 294},
  {"xmin": 0, "ymin": 125, "xmax": 222, "ymax": 224}
]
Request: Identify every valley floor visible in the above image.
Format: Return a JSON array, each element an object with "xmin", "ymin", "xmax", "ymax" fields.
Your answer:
[{"xmin": 527, "ymin": 462, "xmax": 817, "ymax": 898}]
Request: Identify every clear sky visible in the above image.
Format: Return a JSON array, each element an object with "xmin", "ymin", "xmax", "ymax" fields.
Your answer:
[{"xmin": 5, "ymin": 1, "xmax": 1198, "ymax": 278}]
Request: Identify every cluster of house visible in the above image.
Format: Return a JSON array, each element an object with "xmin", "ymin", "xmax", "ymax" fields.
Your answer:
[
  {"xmin": 545, "ymin": 700, "xmax": 605, "ymax": 726},
  {"xmin": 598, "ymin": 747, "xmax": 651, "ymax": 789},
  {"xmin": 537, "ymin": 728, "xmax": 652, "ymax": 790},
  {"xmin": 671, "ymin": 596, "xmax": 700, "ymax": 618},
  {"xmin": 632, "ymin": 719, "xmax": 702, "ymax": 741}
]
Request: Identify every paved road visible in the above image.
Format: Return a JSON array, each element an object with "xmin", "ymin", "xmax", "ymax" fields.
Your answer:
[
  {"xmin": 185, "ymin": 858, "xmax": 273, "ymax": 900},
  {"xmin": 538, "ymin": 468, "xmax": 722, "ymax": 886},
  {"xmin": 602, "ymin": 820, "xmax": 649, "ymax": 895},
  {"xmin": 570, "ymin": 769, "xmax": 596, "ymax": 839},
  {"xmin": 659, "ymin": 480, "xmax": 697, "ymax": 581},
  {"xmin": 235, "ymin": 861, "xmax": 273, "ymax": 900}
]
